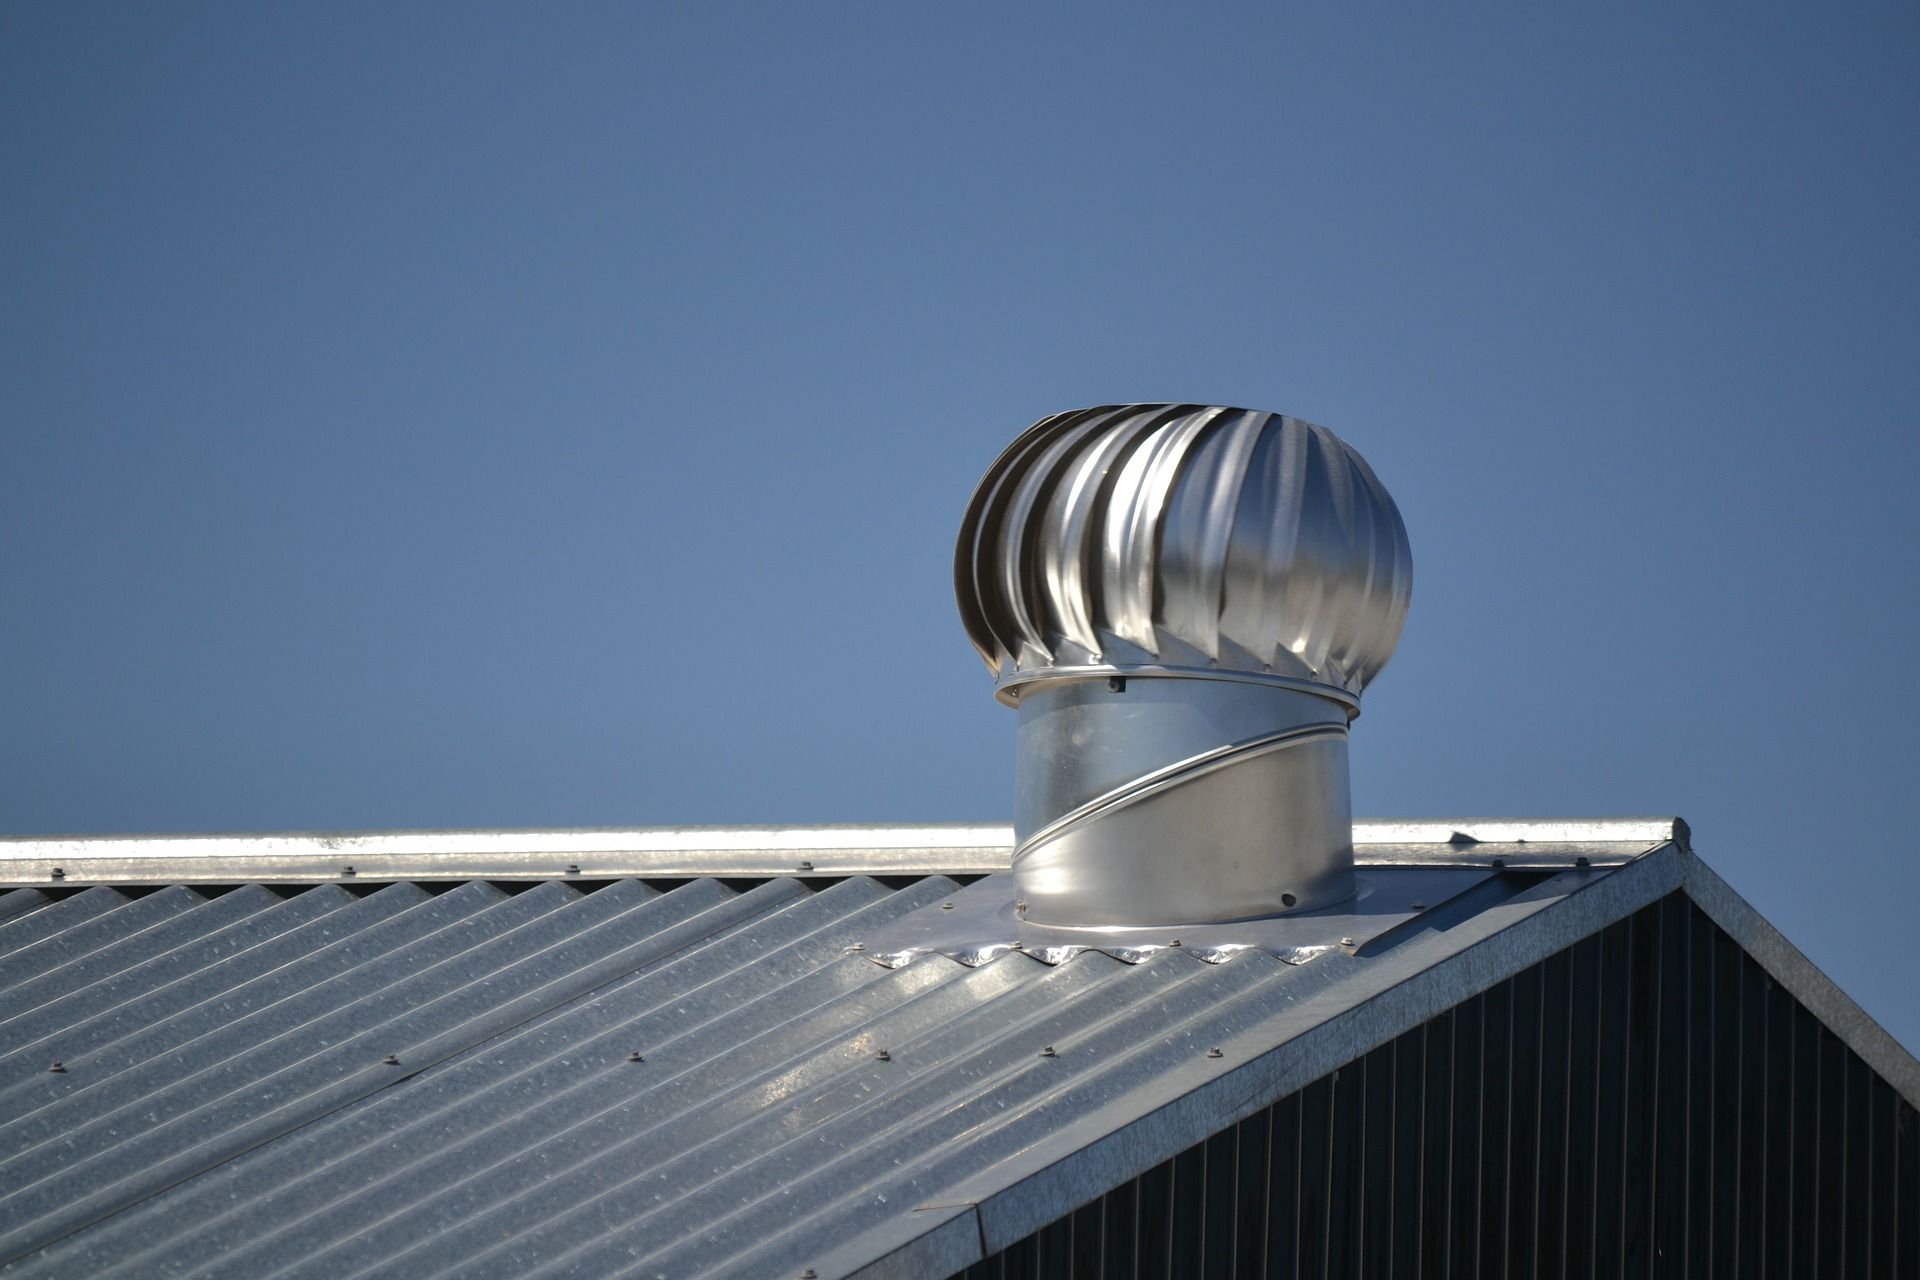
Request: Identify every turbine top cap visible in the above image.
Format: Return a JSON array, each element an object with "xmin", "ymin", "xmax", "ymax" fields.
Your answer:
[{"xmin": 956, "ymin": 404, "xmax": 1412, "ymax": 708}]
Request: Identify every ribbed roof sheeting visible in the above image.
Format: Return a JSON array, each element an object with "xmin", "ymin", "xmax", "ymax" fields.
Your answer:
[
  {"xmin": 955, "ymin": 405, "xmax": 1412, "ymax": 700},
  {"xmin": 0, "ymin": 872, "xmax": 1417, "ymax": 1280},
  {"xmin": 2, "ymin": 840, "xmax": 1907, "ymax": 1280}
]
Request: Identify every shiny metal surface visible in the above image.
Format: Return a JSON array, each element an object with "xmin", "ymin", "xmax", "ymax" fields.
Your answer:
[
  {"xmin": 0, "ymin": 848, "xmax": 1664, "ymax": 1280},
  {"xmin": 0, "ymin": 818, "xmax": 1688, "ymax": 887},
  {"xmin": 0, "ymin": 823, "xmax": 1012, "ymax": 887},
  {"xmin": 1012, "ymin": 678, "xmax": 1347, "ymax": 840},
  {"xmin": 1015, "ymin": 677, "xmax": 1355, "ymax": 923},
  {"xmin": 861, "ymin": 865, "xmax": 1499, "ymax": 968},
  {"xmin": 1, "ymin": 829, "xmax": 1912, "ymax": 1279},
  {"xmin": 958, "ymin": 405, "xmax": 1411, "ymax": 930},
  {"xmin": 956, "ymin": 404, "xmax": 1411, "ymax": 704}
]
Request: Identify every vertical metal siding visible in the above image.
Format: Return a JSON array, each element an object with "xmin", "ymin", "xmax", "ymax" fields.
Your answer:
[{"xmin": 957, "ymin": 891, "xmax": 1920, "ymax": 1280}]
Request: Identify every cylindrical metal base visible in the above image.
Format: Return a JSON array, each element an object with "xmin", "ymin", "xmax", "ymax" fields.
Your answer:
[{"xmin": 1012, "ymin": 675, "xmax": 1355, "ymax": 928}]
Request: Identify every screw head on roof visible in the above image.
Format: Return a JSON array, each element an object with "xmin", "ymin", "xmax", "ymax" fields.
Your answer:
[
  {"xmin": 381, "ymin": 1054, "xmax": 400, "ymax": 1066},
  {"xmin": 49, "ymin": 867, "xmax": 64, "ymax": 881},
  {"xmin": 1039, "ymin": 1046, "xmax": 1057, "ymax": 1058},
  {"xmin": 48, "ymin": 1061, "xmax": 66, "ymax": 1073},
  {"xmin": 1207, "ymin": 1047, "xmax": 1224, "ymax": 1059},
  {"xmin": 875, "ymin": 1049, "xmax": 891, "ymax": 1062},
  {"xmin": 626, "ymin": 1052, "xmax": 644, "ymax": 1063}
]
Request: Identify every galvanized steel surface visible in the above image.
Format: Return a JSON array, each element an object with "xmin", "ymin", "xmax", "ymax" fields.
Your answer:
[
  {"xmin": 0, "ymin": 818, "xmax": 1687, "ymax": 888},
  {"xmin": 0, "ymin": 828, "xmax": 1911, "ymax": 1279},
  {"xmin": 955, "ymin": 405, "xmax": 1412, "ymax": 704},
  {"xmin": 1010, "ymin": 678, "xmax": 1357, "ymax": 924},
  {"xmin": 958, "ymin": 405, "xmax": 1411, "ymax": 934},
  {"xmin": 0, "ymin": 864, "xmax": 1602, "ymax": 1279},
  {"xmin": 860, "ymin": 866, "xmax": 1499, "ymax": 968},
  {"xmin": 0, "ymin": 823, "xmax": 1016, "ymax": 887}
]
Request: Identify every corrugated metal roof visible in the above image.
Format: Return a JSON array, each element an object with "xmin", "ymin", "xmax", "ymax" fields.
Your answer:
[{"xmin": 0, "ymin": 824, "xmax": 1911, "ymax": 1279}]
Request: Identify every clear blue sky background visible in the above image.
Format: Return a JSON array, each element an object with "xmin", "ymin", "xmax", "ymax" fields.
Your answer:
[{"xmin": 5, "ymin": 4, "xmax": 1916, "ymax": 1051}]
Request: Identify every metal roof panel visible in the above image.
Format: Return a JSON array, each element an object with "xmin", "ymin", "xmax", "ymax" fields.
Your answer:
[{"xmin": 0, "ymin": 821, "xmax": 1910, "ymax": 1280}]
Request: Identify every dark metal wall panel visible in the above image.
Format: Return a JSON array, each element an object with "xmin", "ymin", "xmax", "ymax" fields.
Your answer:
[{"xmin": 958, "ymin": 891, "xmax": 1920, "ymax": 1280}]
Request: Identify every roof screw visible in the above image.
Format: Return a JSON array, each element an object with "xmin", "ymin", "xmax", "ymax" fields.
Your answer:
[
  {"xmin": 1340, "ymin": 937, "xmax": 1356, "ymax": 947},
  {"xmin": 942, "ymin": 901, "xmax": 955, "ymax": 910},
  {"xmin": 49, "ymin": 867, "xmax": 64, "ymax": 881},
  {"xmin": 626, "ymin": 1052, "xmax": 644, "ymax": 1063},
  {"xmin": 342, "ymin": 866, "xmax": 356, "ymax": 878},
  {"xmin": 1207, "ymin": 1047, "xmax": 1224, "ymax": 1059},
  {"xmin": 846, "ymin": 941, "xmax": 866, "ymax": 953},
  {"xmin": 381, "ymin": 1054, "xmax": 401, "ymax": 1066},
  {"xmin": 48, "ymin": 1061, "xmax": 66, "ymax": 1073},
  {"xmin": 875, "ymin": 1049, "xmax": 891, "ymax": 1062},
  {"xmin": 797, "ymin": 860, "xmax": 814, "ymax": 872},
  {"xmin": 565, "ymin": 864, "xmax": 581, "ymax": 876},
  {"xmin": 1039, "ymin": 1046, "xmax": 1057, "ymax": 1058},
  {"xmin": 1575, "ymin": 855, "xmax": 1591, "ymax": 867}
]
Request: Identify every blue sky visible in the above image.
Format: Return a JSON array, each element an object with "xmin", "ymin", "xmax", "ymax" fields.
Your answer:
[{"xmin": 4, "ymin": 3, "xmax": 1916, "ymax": 1050}]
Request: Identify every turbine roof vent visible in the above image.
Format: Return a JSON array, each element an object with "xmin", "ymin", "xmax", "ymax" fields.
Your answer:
[{"xmin": 956, "ymin": 403, "xmax": 1412, "ymax": 709}]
